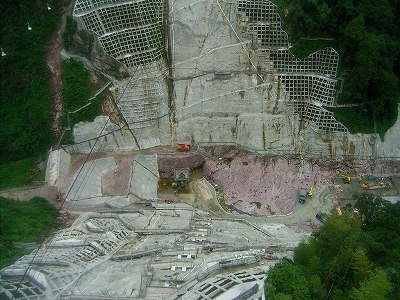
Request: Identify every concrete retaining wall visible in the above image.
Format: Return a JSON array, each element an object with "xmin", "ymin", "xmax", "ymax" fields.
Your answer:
[{"xmin": 45, "ymin": 149, "xmax": 71, "ymax": 188}]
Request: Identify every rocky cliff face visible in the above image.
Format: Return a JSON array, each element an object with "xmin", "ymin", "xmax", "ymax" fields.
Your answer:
[
  {"xmin": 171, "ymin": 1, "xmax": 291, "ymax": 148},
  {"xmin": 170, "ymin": 0, "xmax": 399, "ymax": 159},
  {"xmin": 70, "ymin": 0, "xmax": 400, "ymax": 159}
]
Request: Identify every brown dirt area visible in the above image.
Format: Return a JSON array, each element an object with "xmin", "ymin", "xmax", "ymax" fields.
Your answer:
[
  {"xmin": 46, "ymin": 5, "xmax": 70, "ymax": 138},
  {"xmin": 102, "ymin": 155, "xmax": 132, "ymax": 196},
  {"xmin": 191, "ymin": 179, "xmax": 214, "ymax": 202}
]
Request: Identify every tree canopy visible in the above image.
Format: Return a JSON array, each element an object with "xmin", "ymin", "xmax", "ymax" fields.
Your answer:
[
  {"xmin": 265, "ymin": 193, "xmax": 400, "ymax": 299},
  {"xmin": 0, "ymin": 196, "xmax": 58, "ymax": 268},
  {"xmin": 0, "ymin": 1, "xmax": 106, "ymax": 190},
  {"xmin": 265, "ymin": 261, "xmax": 310, "ymax": 300},
  {"xmin": 0, "ymin": 0, "xmax": 61, "ymax": 163},
  {"xmin": 276, "ymin": 0, "xmax": 400, "ymax": 137}
]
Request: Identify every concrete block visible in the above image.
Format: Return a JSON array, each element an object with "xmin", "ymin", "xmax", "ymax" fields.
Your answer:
[
  {"xmin": 130, "ymin": 154, "xmax": 159, "ymax": 200},
  {"xmin": 45, "ymin": 149, "xmax": 71, "ymax": 187}
]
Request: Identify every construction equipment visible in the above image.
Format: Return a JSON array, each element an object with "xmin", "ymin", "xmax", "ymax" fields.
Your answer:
[
  {"xmin": 316, "ymin": 211, "xmax": 326, "ymax": 222},
  {"xmin": 298, "ymin": 187, "xmax": 307, "ymax": 204},
  {"xmin": 360, "ymin": 175, "xmax": 387, "ymax": 190},
  {"xmin": 307, "ymin": 186, "xmax": 315, "ymax": 197},
  {"xmin": 177, "ymin": 144, "xmax": 190, "ymax": 152},
  {"xmin": 361, "ymin": 181, "xmax": 385, "ymax": 190},
  {"xmin": 335, "ymin": 206, "xmax": 342, "ymax": 216},
  {"xmin": 338, "ymin": 174, "xmax": 351, "ymax": 183}
]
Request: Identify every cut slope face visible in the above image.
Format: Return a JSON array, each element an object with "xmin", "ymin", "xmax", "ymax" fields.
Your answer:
[
  {"xmin": 70, "ymin": 0, "xmax": 400, "ymax": 159},
  {"xmin": 73, "ymin": 0, "xmax": 170, "ymax": 146},
  {"xmin": 172, "ymin": 0, "xmax": 345, "ymax": 147},
  {"xmin": 74, "ymin": 0, "xmax": 165, "ymax": 67}
]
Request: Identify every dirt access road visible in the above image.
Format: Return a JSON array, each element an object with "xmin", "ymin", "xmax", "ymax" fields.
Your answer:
[{"xmin": 46, "ymin": 3, "xmax": 71, "ymax": 138}]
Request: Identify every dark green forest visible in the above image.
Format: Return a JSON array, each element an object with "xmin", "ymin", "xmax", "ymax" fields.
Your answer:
[
  {"xmin": 0, "ymin": 0, "xmax": 106, "ymax": 189},
  {"xmin": 0, "ymin": 0, "xmax": 62, "ymax": 189},
  {"xmin": 60, "ymin": 58, "xmax": 106, "ymax": 145},
  {"xmin": 0, "ymin": 0, "xmax": 61, "ymax": 163},
  {"xmin": 265, "ymin": 193, "xmax": 400, "ymax": 299},
  {"xmin": 0, "ymin": 197, "xmax": 58, "ymax": 268},
  {"xmin": 275, "ymin": 0, "xmax": 400, "ymax": 137}
]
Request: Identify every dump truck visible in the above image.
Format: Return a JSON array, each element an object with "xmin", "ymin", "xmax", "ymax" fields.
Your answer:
[{"xmin": 298, "ymin": 187, "xmax": 307, "ymax": 204}]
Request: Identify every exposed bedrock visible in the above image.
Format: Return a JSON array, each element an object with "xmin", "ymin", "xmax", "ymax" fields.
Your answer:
[{"xmin": 66, "ymin": 0, "xmax": 399, "ymax": 159}]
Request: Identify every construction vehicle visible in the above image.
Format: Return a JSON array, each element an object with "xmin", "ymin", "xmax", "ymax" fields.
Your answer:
[
  {"xmin": 360, "ymin": 175, "xmax": 387, "ymax": 190},
  {"xmin": 298, "ymin": 187, "xmax": 307, "ymax": 204},
  {"xmin": 177, "ymin": 144, "xmax": 190, "ymax": 152},
  {"xmin": 316, "ymin": 211, "xmax": 326, "ymax": 222},
  {"xmin": 335, "ymin": 206, "xmax": 342, "ymax": 216},
  {"xmin": 338, "ymin": 174, "xmax": 351, "ymax": 183},
  {"xmin": 307, "ymin": 186, "xmax": 315, "ymax": 197},
  {"xmin": 361, "ymin": 181, "xmax": 385, "ymax": 190}
]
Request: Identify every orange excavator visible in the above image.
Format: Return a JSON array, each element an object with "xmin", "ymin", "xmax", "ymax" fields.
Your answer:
[{"xmin": 177, "ymin": 144, "xmax": 190, "ymax": 152}]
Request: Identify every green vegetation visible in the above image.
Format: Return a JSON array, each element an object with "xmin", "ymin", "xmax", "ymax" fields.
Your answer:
[
  {"xmin": 0, "ymin": 0, "xmax": 61, "ymax": 190},
  {"xmin": 0, "ymin": 0, "xmax": 61, "ymax": 164},
  {"xmin": 276, "ymin": 0, "xmax": 400, "ymax": 136},
  {"xmin": 0, "ymin": 156, "xmax": 46, "ymax": 190},
  {"xmin": 0, "ymin": 1, "xmax": 106, "ymax": 190},
  {"xmin": 62, "ymin": 16, "xmax": 77, "ymax": 51},
  {"xmin": 265, "ymin": 192, "xmax": 400, "ymax": 299},
  {"xmin": 329, "ymin": 107, "xmax": 375, "ymax": 134},
  {"xmin": 290, "ymin": 38, "xmax": 336, "ymax": 60},
  {"xmin": 265, "ymin": 261, "xmax": 311, "ymax": 299},
  {"xmin": 217, "ymin": 193, "xmax": 233, "ymax": 213},
  {"xmin": 62, "ymin": 59, "xmax": 106, "ymax": 129},
  {"xmin": 0, "ymin": 197, "xmax": 58, "ymax": 268}
]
